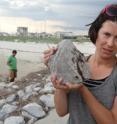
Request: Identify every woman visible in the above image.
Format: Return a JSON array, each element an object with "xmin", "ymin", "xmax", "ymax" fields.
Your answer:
[{"xmin": 43, "ymin": 4, "xmax": 117, "ymax": 124}]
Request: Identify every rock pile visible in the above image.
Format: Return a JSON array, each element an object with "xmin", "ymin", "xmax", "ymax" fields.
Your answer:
[{"xmin": 0, "ymin": 68, "xmax": 55, "ymax": 124}]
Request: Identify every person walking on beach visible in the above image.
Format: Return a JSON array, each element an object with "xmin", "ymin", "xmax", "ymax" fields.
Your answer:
[
  {"xmin": 43, "ymin": 3, "xmax": 117, "ymax": 124},
  {"xmin": 7, "ymin": 50, "xmax": 17, "ymax": 82}
]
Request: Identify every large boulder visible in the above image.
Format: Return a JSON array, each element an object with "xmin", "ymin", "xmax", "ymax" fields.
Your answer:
[{"xmin": 49, "ymin": 40, "xmax": 90, "ymax": 84}]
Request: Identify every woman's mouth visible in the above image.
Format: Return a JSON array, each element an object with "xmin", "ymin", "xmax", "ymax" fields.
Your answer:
[{"xmin": 102, "ymin": 48, "xmax": 113, "ymax": 54}]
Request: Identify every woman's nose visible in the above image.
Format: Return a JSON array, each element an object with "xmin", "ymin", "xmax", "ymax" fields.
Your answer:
[{"xmin": 107, "ymin": 38, "xmax": 114, "ymax": 47}]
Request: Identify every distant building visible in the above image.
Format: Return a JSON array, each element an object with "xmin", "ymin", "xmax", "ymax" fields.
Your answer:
[
  {"xmin": 0, "ymin": 32, "xmax": 9, "ymax": 36},
  {"xmin": 17, "ymin": 27, "xmax": 28, "ymax": 36},
  {"xmin": 54, "ymin": 31, "xmax": 77, "ymax": 39}
]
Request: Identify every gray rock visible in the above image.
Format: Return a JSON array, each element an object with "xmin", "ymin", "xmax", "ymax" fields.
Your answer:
[
  {"xmin": 6, "ymin": 94, "xmax": 18, "ymax": 103},
  {"xmin": 22, "ymin": 103, "xmax": 46, "ymax": 118},
  {"xmin": 22, "ymin": 111, "xmax": 37, "ymax": 124},
  {"xmin": 0, "ymin": 99, "xmax": 6, "ymax": 108},
  {"xmin": 1, "ymin": 104, "xmax": 18, "ymax": 114},
  {"xmin": 40, "ymin": 94, "xmax": 55, "ymax": 108},
  {"xmin": 22, "ymin": 93, "xmax": 32, "ymax": 101},
  {"xmin": 0, "ymin": 104, "xmax": 17, "ymax": 119},
  {"xmin": 33, "ymin": 87, "xmax": 41, "ymax": 92},
  {"xmin": 0, "ymin": 121, "xmax": 3, "ymax": 124},
  {"xmin": 46, "ymin": 76, "xmax": 51, "ymax": 82},
  {"xmin": 7, "ymin": 82, "xmax": 15, "ymax": 87},
  {"xmin": 25, "ymin": 85, "xmax": 33, "ymax": 93},
  {"xmin": 27, "ymin": 118, "xmax": 37, "ymax": 124},
  {"xmin": 12, "ymin": 85, "xmax": 19, "ymax": 90},
  {"xmin": 49, "ymin": 40, "xmax": 90, "ymax": 84},
  {"xmin": 0, "ymin": 82, "xmax": 7, "ymax": 89},
  {"xmin": 39, "ymin": 82, "xmax": 54, "ymax": 94},
  {"xmin": 4, "ymin": 116, "xmax": 25, "ymax": 124},
  {"xmin": 17, "ymin": 90, "xmax": 25, "ymax": 99},
  {"xmin": 22, "ymin": 111, "xmax": 37, "ymax": 120}
]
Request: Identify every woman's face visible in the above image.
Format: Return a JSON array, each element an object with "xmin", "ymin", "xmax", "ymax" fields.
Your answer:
[{"xmin": 95, "ymin": 20, "xmax": 117, "ymax": 59}]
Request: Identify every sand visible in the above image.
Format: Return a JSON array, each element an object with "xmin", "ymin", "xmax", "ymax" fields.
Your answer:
[{"xmin": 35, "ymin": 109, "xmax": 69, "ymax": 124}]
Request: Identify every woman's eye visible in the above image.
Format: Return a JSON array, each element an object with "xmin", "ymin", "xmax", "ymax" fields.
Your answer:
[{"xmin": 104, "ymin": 32, "xmax": 111, "ymax": 37}]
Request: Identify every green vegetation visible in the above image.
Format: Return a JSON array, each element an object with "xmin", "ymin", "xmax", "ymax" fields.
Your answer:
[
  {"xmin": 0, "ymin": 36, "xmax": 62, "ymax": 44},
  {"xmin": 0, "ymin": 35, "xmax": 90, "ymax": 44},
  {"xmin": 75, "ymin": 35, "xmax": 90, "ymax": 42}
]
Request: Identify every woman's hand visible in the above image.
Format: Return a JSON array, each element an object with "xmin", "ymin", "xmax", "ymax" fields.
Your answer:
[
  {"xmin": 51, "ymin": 74, "xmax": 83, "ymax": 93},
  {"xmin": 43, "ymin": 47, "xmax": 57, "ymax": 66}
]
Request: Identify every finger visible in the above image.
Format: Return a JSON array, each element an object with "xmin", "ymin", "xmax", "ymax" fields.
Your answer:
[
  {"xmin": 55, "ymin": 77, "xmax": 65, "ymax": 87},
  {"xmin": 57, "ymin": 85, "xmax": 68, "ymax": 90},
  {"xmin": 43, "ymin": 56, "xmax": 50, "ymax": 65},
  {"xmin": 51, "ymin": 75, "xmax": 68, "ymax": 90},
  {"xmin": 56, "ymin": 79, "xmax": 69, "ymax": 89},
  {"xmin": 52, "ymin": 47, "xmax": 58, "ymax": 54},
  {"xmin": 53, "ymin": 77, "xmax": 65, "ymax": 89},
  {"xmin": 49, "ymin": 47, "xmax": 57, "ymax": 54},
  {"xmin": 55, "ymin": 82, "xmax": 68, "ymax": 89},
  {"xmin": 58, "ymin": 77, "xmax": 63, "ymax": 83},
  {"xmin": 52, "ymin": 46, "xmax": 56, "ymax": 50},
  {"xmin": 43, "ymin": 53, "xmax": 51, "ymax": 59},
  {"xmin": 43, "ymin": 49, "xmax": 51, "ymax": 54},
  {"xmin": 64, "ymin": 83, "xmax": 72, "ymax": 89},
  {"xmin": 51, "ymin": 73, "xmax": 57, "ymax": 82},
  {"xmin": 44, "ymin": 49, "xmax": 55, "ymax": 56},
  {"xmin": 50, "ymin": 49, "xmax": 55, "ymax": 55},
  {"xmin": 54, "ymin": 47, "xmax": 58, "ymax": 52},
  {"xmin": 65, "ymin": 83, "xmax": 83, "ymax": 89}
]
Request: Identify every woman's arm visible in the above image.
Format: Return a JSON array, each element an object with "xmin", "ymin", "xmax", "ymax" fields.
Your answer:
[
  {"xmin": 51, "ymin": 75, "xmax": 83, "ymax": 117},
  {"xmin": 79, "ymin": 85, "xmax": 117, "ymax": 124},
  {"xmin": 51, "ymin": 74, "xmax": 69, "ymax": 116},
  {"xmin": 54, "ymin": 89, "xmax": 68, "ymax": 116}
]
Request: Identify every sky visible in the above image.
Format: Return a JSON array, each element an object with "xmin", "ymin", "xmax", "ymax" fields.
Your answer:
[{"xmin": 0, "ymin": 0, "xmax": 116, "ymax": 34}]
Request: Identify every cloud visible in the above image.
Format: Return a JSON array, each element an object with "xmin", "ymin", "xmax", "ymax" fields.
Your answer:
[
  {"xmin": 0, "ymin": 0, "xmax": 116, "ymax": 33},
  {"xmin": 0, "ymin": 16, "xmax": 65, "ymax": 33},
  {"xmin": 1, "ymin": 0, "xmax": 116, "ymax": 20}
]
